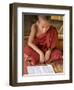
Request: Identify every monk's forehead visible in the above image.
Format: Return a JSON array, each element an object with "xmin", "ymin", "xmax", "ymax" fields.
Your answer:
[{"xmin": 39, "ymin": 19, "xmax": 49, "ymax": 25}]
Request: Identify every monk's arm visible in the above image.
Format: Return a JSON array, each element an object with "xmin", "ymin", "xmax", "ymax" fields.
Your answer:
[
  {"xmin": 28, "ymin": 24, "xmax": 44, "ymax": 55},
  {"xmin": 45, "ymin": 48, "xmax": 51, "ymax": 61}
]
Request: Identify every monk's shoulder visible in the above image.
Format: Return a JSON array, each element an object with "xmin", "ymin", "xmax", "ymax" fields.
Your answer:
[
  {"xmin": 31, "ymin": 23, "xmax": 37, "ymax": 33},
  {"xmin": 50, "ymin": 25, "xmax": 58, "ymax": 33},
  {"xmin": 31, "ymin": 23, "xmax": 37, "ymax": 29}
]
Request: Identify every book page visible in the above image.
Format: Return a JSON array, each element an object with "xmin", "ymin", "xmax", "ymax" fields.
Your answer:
[{"xmin": 27, "ymin": 65, "xmax": 55, "ymax": 75}]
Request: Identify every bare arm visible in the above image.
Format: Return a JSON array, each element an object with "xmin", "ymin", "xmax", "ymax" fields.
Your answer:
[
  {"xmin": 28, "ymin": 24, "xmax": 43, "ymax": 55},
  {"xmin": 45, "ymin": 48, "xmax": 51, "ymax": 61},
  {"xmin": 28, "ymin": 24, "xmax": 45, "ymax": 63}
]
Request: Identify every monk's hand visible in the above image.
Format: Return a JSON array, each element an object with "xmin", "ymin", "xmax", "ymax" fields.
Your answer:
[
  {"xmin": 45, "ymin": 49, "xmax": 51, "ymax": 61},
  {"xmin": 39, "ymin": 52, "xmax": 45, "ymax": 64}
]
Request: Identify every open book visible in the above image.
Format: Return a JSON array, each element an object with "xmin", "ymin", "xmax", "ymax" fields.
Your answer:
[{"xmin": 27, "ymin": 65, "xmax": 55, "ymax": 75}]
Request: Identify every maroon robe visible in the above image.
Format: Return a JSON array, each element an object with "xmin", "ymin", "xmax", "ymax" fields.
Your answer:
[{"xmin": 24, "ymin": 26, "xmax": 63, "ymax": 73}]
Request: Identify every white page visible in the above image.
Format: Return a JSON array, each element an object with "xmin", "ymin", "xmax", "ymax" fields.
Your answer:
[{"xmin": 27, "ymin": 65, "xmax": 55, "ymax": 76}]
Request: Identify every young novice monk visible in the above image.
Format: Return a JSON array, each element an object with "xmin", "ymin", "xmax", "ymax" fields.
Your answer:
[{"xmin": 24, "ymin": 15, "xmax": 63, "ymax": 69}]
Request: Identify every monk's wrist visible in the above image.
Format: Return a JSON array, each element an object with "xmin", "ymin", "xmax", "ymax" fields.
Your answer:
[{"xmin": 48, "ymin": 48, "xmax": 51, "ymax": 52}]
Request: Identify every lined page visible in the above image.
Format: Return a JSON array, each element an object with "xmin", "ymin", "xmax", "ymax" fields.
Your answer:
[{"xmin": 27, "ymin": 65, "xmax": 55, "ymax": 75}]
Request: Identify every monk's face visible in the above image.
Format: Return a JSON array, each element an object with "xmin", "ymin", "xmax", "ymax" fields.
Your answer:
[{"xmin": 38, "ymin": 18, "xmax": 49, "ymax": 32}]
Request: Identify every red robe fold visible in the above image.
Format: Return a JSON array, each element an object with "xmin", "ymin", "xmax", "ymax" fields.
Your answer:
[{"xmin": 24, "ymin": 26, "xmax": 63, "ymax": 73}]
